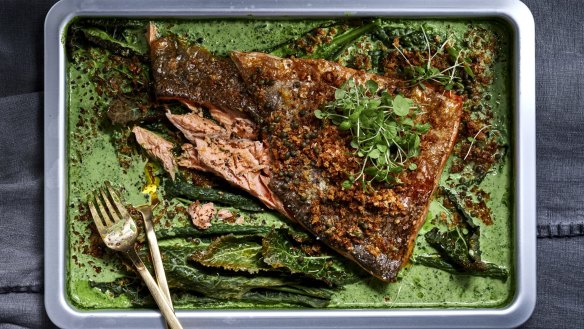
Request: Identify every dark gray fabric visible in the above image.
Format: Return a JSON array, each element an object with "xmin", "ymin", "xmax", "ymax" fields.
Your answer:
[
  {"xmin": 0, "ymin": 293, "xmax": 54, "ymax": 329},
  {"xmin": 521, "ymin": 236, "xmax": 584, "ymax": 329},
  {"xmin": 0, "ymin": 91, "xmax": 54, "ymax": 329},
  {"xmin": 0, "ymin": 0, "xmax": 54, "ymax": 97},
  {"xmin": 0, "ymin": 0, "xmax": 582, "ymax": 328},
  {"xmin": 526, "ymin": 0, "xmax": 584, "ymax": 238},
  {"xmin": 0, "ymin": 92, "xmax": 43, "ymax": 293}
]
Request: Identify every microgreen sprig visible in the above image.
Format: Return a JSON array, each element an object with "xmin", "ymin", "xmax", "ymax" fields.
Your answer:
[
  {"xmin": 315, "ymin": 78, "xmax": 430, "ymax": 189},
  {"xmin": 394, "ymin": 26, "xmax": 473, "ymax": 91}
]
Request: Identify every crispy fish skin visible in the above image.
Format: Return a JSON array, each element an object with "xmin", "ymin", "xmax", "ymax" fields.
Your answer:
[
  {"xmin": 149, "ymin": 33, "xmax": 261, "ymax": 123},
  {"xmin": 231, "ymin": 52, "xmax": 462, "ymax": 281}
]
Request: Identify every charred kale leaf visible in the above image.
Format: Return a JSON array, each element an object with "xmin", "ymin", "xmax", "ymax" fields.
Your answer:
[
  {"xmin": 68, "ymin": 19, "xmax": 148, "ymax": 59},
  {"xmin": 190, "ymin": 234, "xmax": 270, "ymax": 274},
  {"xmin": 164, "ymin": 179, "xmax": 265, "ymax": 211},
  {"xmin": 262, "ymin": 229, "xmax": 363, "ymax": 286},
  {"xmin": 419, "ymin": 226, "xmax": 508, "ymax": 282}
]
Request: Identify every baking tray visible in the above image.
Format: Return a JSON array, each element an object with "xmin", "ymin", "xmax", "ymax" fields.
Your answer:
[{"xmin": 44, "ymin": 0, "xmax": 536, "ymax": 327}]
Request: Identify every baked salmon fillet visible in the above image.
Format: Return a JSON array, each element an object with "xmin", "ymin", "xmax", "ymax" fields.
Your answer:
[
  {"xmin": 229, "ymin": 52, "xmax": 463, "ymax": 281},
  {"xmin": 147, "ymin": 32, "xmax": 462, "ymax": 281}
]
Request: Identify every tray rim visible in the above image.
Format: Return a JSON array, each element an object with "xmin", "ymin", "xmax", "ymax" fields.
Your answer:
[{"xmin": 44, "ymin": 0, "xmax": 536, "ymax": 328}]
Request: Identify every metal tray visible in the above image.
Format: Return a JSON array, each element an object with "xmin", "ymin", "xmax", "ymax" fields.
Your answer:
[{"xmin": 44, "ymin": 0, "xmax": 536, "ymax": 327}]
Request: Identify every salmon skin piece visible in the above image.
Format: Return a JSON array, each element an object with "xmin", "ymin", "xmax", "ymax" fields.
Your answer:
[
  {"xmin": 149, "ymin": 31, "xmax": 260, "ymax": 126},
  {"xmin": 230, "ymin": 52, "xmax": 463, "ymax": 281}
]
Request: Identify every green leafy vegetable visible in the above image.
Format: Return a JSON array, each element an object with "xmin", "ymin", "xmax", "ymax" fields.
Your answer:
[
  {"xmin": 181, "ymin": 228, "xmax": 359, "ymax": 286},
  {"xmin": 91, "ymin": 277, "xmax": 332, "ymax": 308},
  {"xmin": 238, "ymin": 290, "xmax": 331, "ymax": 308},
  {"xmin": 411, "ymin": 254, "xmax": 508, "ymax": 281},
  {"xmin": 164, "ymin": 179, "xmax": 265, "ymax": 211},
  {"xmin": 262, "ymin": 230, "xmax": 362, "ymax": 286},
  {"xmin": 155, "ymin": 245, "xmax": 337, "ymax": 307},
  {"xmin": 422, "ymin": 227, "xmax": 508, "ymax": 282},
  {"xmin": 67, "ymin": 19, "xmax": 149, "ymax": 61},
  {"xmin": 149, "ymin": 238, "xmax": 337, "ymax": 306},
  {"xmin": 80, "ymin": 27, "xmax": 148, "ymax": 58},
  {"xmin": 190, "ymin": 235, "xmax": 269, "ymax": 274},
  {"xmin": 156, "ymin": 223, "xmax": 272, "ymax": 240},
  {"xmin": 280, "ymin": 226, "xmax": 314, "ymax": 244},
  {"xmin": 155, "ymin": 212, "xmax": 311, "ymax": 242},
  {"xmin": 315, "ymin": 78, "xmax": 427, "ymax": 188},
  {"xmin": 270, "ymin": 20, "xmax": 379, "ymax": 60},
  {"xmin": 161, "ymin": 246, "xmax": 294, "ymax": 298}
]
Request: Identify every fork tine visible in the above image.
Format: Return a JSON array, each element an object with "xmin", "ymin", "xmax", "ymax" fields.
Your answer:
[
  {"xmin": 105, "ymin": 181, "xmax": 131, "ymax": 220},
  {"xmin": 100, "ymin": 188, "xmax": 121, "ymax": 223},
  {"xmin": 94, "ymin": 190, "xmax": 113, "ymax": 226},
  {"xmin": 88, "ymin": 199, "xmax": 106, "ymax": 233}
]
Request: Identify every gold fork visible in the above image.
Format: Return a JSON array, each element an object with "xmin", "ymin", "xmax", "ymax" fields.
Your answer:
[
  {"xmin": 137, "ymin": 204, "xmax": 174, "ymax": 329},
  {"xmin": 88, "ymin": 182, "xmax": 183, "ymax": 329}
]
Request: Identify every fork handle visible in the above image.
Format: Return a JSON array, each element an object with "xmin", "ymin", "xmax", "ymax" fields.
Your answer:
[
  {"xmin": 141, "ymin": 206, "xmax": 173, "ymax": 307},
  {"xmin": 125, "ymin": 249, "xmax": 184, "ymax": 329},
  {"xmin": 140, "ymin": 205, "xmax": 173, "ymax": 329}
]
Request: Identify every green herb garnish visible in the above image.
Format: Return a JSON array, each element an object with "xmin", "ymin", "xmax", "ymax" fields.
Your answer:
[
  {"xmin": 315, "ymin": 78, "xmax": 429, "ymax": 189},
  {"xmin": 392, "ymin": 26, "xmax": 471, "ymax": 91}
]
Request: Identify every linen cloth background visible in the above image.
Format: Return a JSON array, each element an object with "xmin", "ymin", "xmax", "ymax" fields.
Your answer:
[{"xmin": 0, "ymin": 0, "xmax": 582, "ymax": 328}]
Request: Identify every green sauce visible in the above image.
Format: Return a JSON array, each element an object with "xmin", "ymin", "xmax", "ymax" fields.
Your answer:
[{"xmin": 66, "ymin": 18, "xmax": 513, "ymax": 309}]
